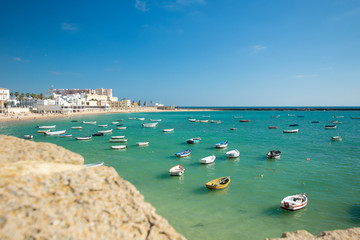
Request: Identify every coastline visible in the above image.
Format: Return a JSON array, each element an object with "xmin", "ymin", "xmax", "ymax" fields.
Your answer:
[{"xmin": 0, "ymin": 107, "xmax": 215, "ymax": 123}]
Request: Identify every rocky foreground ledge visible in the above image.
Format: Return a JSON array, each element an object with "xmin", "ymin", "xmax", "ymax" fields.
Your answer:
[
  {"xmin": 266, "ymin": 227, "xmax": 360, "ymax": 240},
  {"xmin": 0, "ymin": 135, "xmax": 186, "ymax": 240}
]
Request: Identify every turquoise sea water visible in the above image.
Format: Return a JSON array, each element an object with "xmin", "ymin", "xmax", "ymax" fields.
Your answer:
[{"xmin": 1, "ymin": 110, "xmax": 360, "ymax": 239}]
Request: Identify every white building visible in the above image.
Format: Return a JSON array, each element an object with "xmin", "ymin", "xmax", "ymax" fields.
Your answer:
[{"xmin": 0, "ymin": 88, "xmax": 9, "ymax": 101}]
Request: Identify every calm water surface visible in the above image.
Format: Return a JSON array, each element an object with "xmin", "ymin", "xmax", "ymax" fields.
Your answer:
[{"xmin": 1, "ymin": 111, "xmax": 360, "ymax": 239}]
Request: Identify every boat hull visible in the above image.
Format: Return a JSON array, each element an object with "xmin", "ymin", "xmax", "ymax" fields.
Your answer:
[{"xmin": 205, "ymin": 177, "xmax": 230, "ymax": 190}]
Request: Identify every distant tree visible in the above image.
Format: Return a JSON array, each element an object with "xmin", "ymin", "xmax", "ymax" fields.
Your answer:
[
  {"xmin": 10, "ymin": 92, "xmax": 14, "ymax": 98},
  {"xmin": 150, "ymin": 100, "xmax": 153, "ymax": 106},
  {"xmin": 3, "ymin": 101, "xmax": 8, "ymax": 108},
  {"xmin": 15, "ymin": 92, "xmax": 19, "ymax": 100},
  {"xmin": 137, "ymin": 100, "xmax": 141, "ymax": 106},
  {"xmin": 131, "ymin": 100, "xmax": 135, "ymax": 106},
  {"xmin": 26, "ymin": 93, "xmax": 30, "ymax": 99},
  {"xmin": 143, "ymin": 101, "xmax": 146, "ymax": 107},
  {"xmin": 39, "ymin": 93, "xmax": 44, "ymax": 99},
  {"xmin": 31, "ymin": 93, "xmax": 36, "ymax": 99},
  {"xmin": 49, "ymin": 95, "xmax": 54, "ymax": 100},
  {"xmin": 20, "ymin": 93, "xmax": 24, "ymax": 100}
]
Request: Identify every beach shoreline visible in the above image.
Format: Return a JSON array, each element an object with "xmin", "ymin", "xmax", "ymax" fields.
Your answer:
[{"xmin": 0, "ymin": 107, "xmax": 215, "ymax": 123}]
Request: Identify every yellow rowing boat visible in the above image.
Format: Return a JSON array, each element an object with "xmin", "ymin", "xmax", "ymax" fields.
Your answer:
[{"xmin": 205, "ymin": 176, "xmax": 230, "ymax": 190}]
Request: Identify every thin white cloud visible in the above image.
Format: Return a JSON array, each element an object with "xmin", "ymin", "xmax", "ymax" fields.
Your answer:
[
  {"xmin": 249, "ymin": 45, "xmax": 267, "ymax": 55},
  {"xmin": 12, "ymin": 57, "xmax": 22, "ymax": 62},
  {"xmin": 135, "ymin": 0, "xmax": 149, "ymax": 12},
  {"xmin": 61, "ymin": 22, "xmax": 79, "ymax": 31},
  {"xmin": 164, "ymin": 0, "xmax": 205, "ymax": 9}
]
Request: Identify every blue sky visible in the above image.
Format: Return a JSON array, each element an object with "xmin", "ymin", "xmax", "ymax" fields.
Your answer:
[{"xmin": 1, "ymin": 0, "xmax": 359, "ymax": 106}]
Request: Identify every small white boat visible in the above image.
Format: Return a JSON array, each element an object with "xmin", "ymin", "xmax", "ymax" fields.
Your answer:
[
  {"xmin": 288, "ymin": 114, "xmax": 296, "ymax": 117},
  {"xmin": 213, "ymin": 120, "xmax": 221, "ymax": 124},
  {"xmin": 280, "ymin": 193, "xmax": 308, "ymax": 211},
  {"xmin": 283, "ymin": 129, "xmax": 299, "ymax": 133},
  {"xmin": 37, "ymin": 130, "xmax": 50, "ymax": 133},
  {"xmin": 325, "ymin": 125, "xmax": 337, "ymax": 129},
  {"xmin": 37, "ymin": 125, "xmax": 56, "ymax": 129},
  {"xmin": 84, "ymin": 162, "xmax": 104, "ymax": 168},
  {"xmin": 169, "ymin": 164, "xmax": 185, "ymax": 176},
  {"xmin": 202, "ymin": 116, "xmax": 210, "ymax": 118},
  {"xmin": 24, "ymin": 135, "xmax": 33, "ymax": 139},
  {"xmin": 98, "ymin": 129, "xmax": 113, "ymax": 134},
  {"xmin": 117, "ymin": 126, "xmax": 127, "ymax": 130},
  {"xmin": 199, "ymin": 120, "xmax": 209, "ymax": 123},
  {"xmin": 137, "ymin": 118, "xmax": 145, "ymax": 121},
  {"xmin": 187, "ymin": 137, "xmax": 201, "ymax": 144},
  {"xmin": 128, "ymin": 117, "xmax": 136, "ymax": 120},
  {"xmin": 44, "ymin": 130, "xmax": 66, "ymax": 136},
  {"xmin": 111, "ymin": 122, "xmax": 119, "ymax": 124},
  {"xmin": 136, "ymin": 141, "xmax": 149, "ymax": 146},
  {"xmin": 200, "ymin": 155, "xmax": 216, "ymax": 164},
  {"xmin": 98, "ymin": 124, "xmax": 108, "ymax": 127},
  {"xmin": 142, "ymin": 122, "xmax": 158, "ymax": 128},
  {"xmin": 111, "ymin": 136, "xmax": 125, "ymax": 139},
  {"xmin": 226, "ymin": 149, "xmax": 240, "ymax": 158},
  {"xmin": 163, "ymin": 128, "xmax": 174, "ymax": 132},
  {"xmin": 267, "ymin": 150, "xmax": 281, "ymax": 159},
  {"xmin": 150, "ymin": 119, "xmax": 162, "ymax": 122},
  {"xmin": 75, "ymin": 136, "xmax": 92, "ymax": 140},
  {"xmin": 59, "ymin": 134, "xmax": 72, "ymax": 138},
  {"xmin": 233, "ymin": 116, "xmax": 243, "ymax": 119},
  {"xmin": 230, "ymin": 128, "xmax": 237, "ymax": 131},
  {"xmin": 82, "ymin": 121, "xmax": 96, "ymax": 124},
  {"xmin": 188, "ymin": 119, "xmax": 197, "ymax": 122},
  {"xmin": 175, "ymin": 149, "xmax": 191, "ymax": 157},
  {"xmin": 71, "ymin": 126, "xmax": 82, "ymax": 129},
  {"xmin": 111, "ymin": 145, "xmax": 127, "ymax": 150},
  {"xmin": 271, "ymin": 115, "xmax": 280, "ymax": 118},
  {"xmin": 109, "ymin": 138, "xmax": 128, "ymax": 143},
  {"xmin": 215, "ymin": 140, "xmax": 228, "ymax": 148},
  {"xmin": 331, "ymin": 136, "xmax": 342, "ymax": 141},
  {"xmin": 334, "ymin": 116, "xmax": 344, "ymax": 118}
]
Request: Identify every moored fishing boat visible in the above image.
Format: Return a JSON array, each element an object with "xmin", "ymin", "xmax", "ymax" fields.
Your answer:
[
  {"xmin": 136, "ymin": 141, "xmax": 149, "ymax": 146},
  {"xmin": 334, "ymin": 116, "xmax": 344, "ymax": 118},
  {"xmin": 24, "ymin": 135, "xmax": 33, "ymax": 139},
  {"xmin": 268, "ymin": 126, "xmax": 278, "ymax": 129},
  {"xmin": 199, "ymin": 154, "xmax": 216, "ymax": 164},
  {"xmin": 215, "ymin": 140, "xmax": 228, "ymax": 148},
  {"xmin": 137, "ymin": 117, "xmax": 145, "ymax": 121},
  {"xmin": 330, "ymin": 120, "xmax": 342, "ymax": 124},
  {"xmin": 75, "ymin": 136, "xmax": 92, "ymax": 140},
  {"xmin": 111, "ymin": 145, "xmax": 127, "ymax": 150},
  {"xmin": 111, "ymin": 122, "xmax": 119, "ymax": 124},
  {"xmin": 44, "ymin": 130, "xmax": 66, "ymax": 136},
  {"xmin": 202, "ymin": 116, "xmax": 210, "ymax": 118},
  {"xmin": 311, "ymin": 121, "xmax": 320, "ymax": 123},
  {"xmin": 163, "ymin": 128, "xmax": 174, "ymax": 132},
  {"xmin": 97, "ymin": 129, "xmax": 113, "ymax": 134},
  {"xmin": 331, "ymin": 136, "xmax": 342, "ymax": 141},
  {"xmin": 213, "ymin": 120, "xmax": 221, "ymax": 124},
  {"xmin": 205, "ymin": 176, "xmax": 230, "ymax": 190},
  {"xmin": 239, "ymin": 119, "xmax": 250, "ymax": 122},
  {"xmin": 267, "ymin": 150, "xmax": 281, "ymax": 159},
  {"xmin": 351, "ymin": 116, "xmax": 360, "ymax": 119},
  {"xmin": 111, "ymin": 135, "xmax": 125, "ymax": 139},
  {"xmin": 271, "ymin": 115, "xmax": 280, "ymax": 118},
  {"xmin": 325, "ymin": 125, "xmax": 337, "ymax": 129},
  {"xmin": 230, "ymin": 127, "xmax": 237, "ymax": 130},
  {"xmin": 117, "ymin": 124, "xmax": 124, "ymax": 126},
  {"xmin": 98, "ymin": 124, "xmax": 108, "ymax": 127},
  {"xmin": 289, "ymin": 124, "xmax": 299, "ymax": 127},
  {"xmin": 233, "ymin": 116, "xmax": 243, "ymax": 119},
  {"xmin": 59, "ymin": 134, "xmax": 72, "ymax": 138},
  {"xmin": 109, "ymin": 138, "xmax": 128, "ymax": 143},
  {"xmin": 71, "ymin": 126, "xmax": 82, "ymax": 129},
  {"xmin": 169, "ymin": 164, "xmax": 185, "ymax": 176},
  {"xmin": 117, "ymin": 119, "xmax": 124, "ymax": 121},
  {"xmin": 280, "ymin": 193, "xmax": 308, "ymax": 211},
  {"xmin": 142, "ymin": 122, "xmax": 158, "ymax": 128},
  {"xmin": 150, "ymin": 119, "xmax": 162, "ymax": 122},
  {"xmin": 71, "ymin": 120, "xmax": 78, "ymax": 122},
  {"xmin": 226, "ymin": 149, "xmax": 240, "ymax": 158},
  {"xmin": 188, "ymin": 118, "xmax": 197, "ymax": 122},
  {"xmin": 82, "ymin": 121, "xmax": 96, "ymax": 124},
  {"xmin": 186, "ymin": 137, "xmax": 201, "ymax": 144},
  {"xmin": 84, "ymin": 162, "xmax": 104, "ymax": 168},
  {"xmin": 199, "ymin": 120, "xmax": 209, "ymax": 123},
  {"xmin": 37, "ymin": 125, "xmax": 56, "ymax": 129},
  {"xmin": 175, "ymin": 149, "xmax": 191, "ymax": 157},
  {"xmin": 128, "ymin": 117, "xmax": 136, "ymax": 120},
  {"xmin": 117, "ymin": 126, "xmax": 127, "ymax": 130},
  {"xmin": 283, "ymin": 129, "xmax": 299, "ymax": 133}
]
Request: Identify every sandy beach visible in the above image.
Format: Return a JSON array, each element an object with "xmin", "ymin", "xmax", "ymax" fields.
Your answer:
[{"xmin": 0, "ymin": 107, "xmax": 214, "ymax": 123}]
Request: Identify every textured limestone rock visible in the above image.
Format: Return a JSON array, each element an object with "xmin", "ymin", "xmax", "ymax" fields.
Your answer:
[
  {"xmin": 0, "ymin": 135, "xmax": 84, "ymax": 165},
  {"xmin": 0, "ymin": 135, "xmax": 186, "ymax": 240},
  {"xmin": 266, "ymin": 227, "xmax": 360, "ymax": 240}
]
